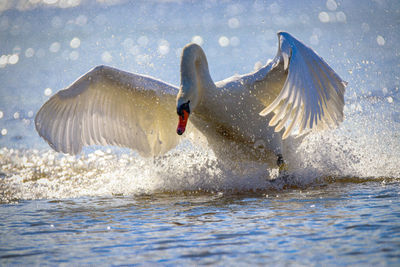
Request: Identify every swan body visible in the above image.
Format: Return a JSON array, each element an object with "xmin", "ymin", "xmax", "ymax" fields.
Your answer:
[{"xmin": 35, "ymin": 32, "xmax": 346, "ymax": 168}]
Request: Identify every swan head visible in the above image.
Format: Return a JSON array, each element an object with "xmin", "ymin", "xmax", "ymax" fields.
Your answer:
[
  {"xmin": 176, "ymin": 88, "xmax": 197, "ymax": 135},
  {"xmin": 176, "ymin": 43, "xmax": 212, "ymax": 135},
  {"xmin": 176, "ymin": 99, "xmax": 191, "ymax": 135}
]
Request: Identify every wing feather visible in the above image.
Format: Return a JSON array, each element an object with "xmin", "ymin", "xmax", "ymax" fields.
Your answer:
[
  {"xmin": 257, "ymin": 32, "xmax": 346, "ymax": 138},
  {"xmin": 35, "ymin": 65, "xmax": 179, "ymax": 156}
]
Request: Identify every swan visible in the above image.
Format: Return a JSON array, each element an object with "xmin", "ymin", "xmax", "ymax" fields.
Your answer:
[{"xmin": 35, "ymin": 32, "xmax": 346, "ymax": 169}]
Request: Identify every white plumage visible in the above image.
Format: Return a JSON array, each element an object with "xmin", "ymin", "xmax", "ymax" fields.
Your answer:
[
  {"xmin": 35, "ymin": 67, "xmax": 179, "ymax": 156},
  {"xmin": 35, "ymin": 32, "xmax": 346, "ymax": 167},
  {"xmin": 259, "ymin": 32, "xmax": 346, "ymax": 138}
]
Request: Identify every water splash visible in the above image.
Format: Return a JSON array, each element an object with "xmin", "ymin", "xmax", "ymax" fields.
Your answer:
[
  {"xmin": 1, "ymin": 107, "xmax": 399, "ymax": 203},
  {"xmin": 0, "ymin": 146, "xmax": 269, "ymax": 202}
]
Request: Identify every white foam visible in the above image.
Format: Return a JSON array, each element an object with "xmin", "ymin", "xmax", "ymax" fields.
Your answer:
[{"xmin": 1, "ymin": 98, "xmax": 399, "ymax": 202}]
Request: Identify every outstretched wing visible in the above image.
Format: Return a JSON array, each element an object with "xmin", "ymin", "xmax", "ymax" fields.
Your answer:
[
  {"xmin": 254, "ymin": 32, "xmax": 347, "ymax": 139},
  {"xmin": 35, "ymin": 65, "xmax": 180, "ymax": 156}
]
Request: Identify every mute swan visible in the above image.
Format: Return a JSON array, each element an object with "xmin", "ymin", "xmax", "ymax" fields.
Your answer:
[{"xmin": 35, "ymin": 32, "xmax": 346, "ymax": 169}]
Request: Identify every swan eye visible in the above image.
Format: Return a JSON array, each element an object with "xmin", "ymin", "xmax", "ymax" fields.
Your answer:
[{"xmin": 177, "ymin": 100, "xmax": 190, "ymax": 118}]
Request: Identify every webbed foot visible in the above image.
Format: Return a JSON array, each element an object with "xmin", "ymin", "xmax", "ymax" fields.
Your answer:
[{"xmin": 277, "ymin": 154, "xmax": 288, "ymax": 175}]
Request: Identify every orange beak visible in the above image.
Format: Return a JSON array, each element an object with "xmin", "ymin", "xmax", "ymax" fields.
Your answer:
[{"xmin": 176, "ymin": 109, "xmax": 189, "ymax": 135}]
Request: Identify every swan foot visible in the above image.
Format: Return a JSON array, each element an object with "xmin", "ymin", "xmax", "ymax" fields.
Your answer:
[{"xmin": 277, "ymin": 154, "xmax": 288, "ymax": 175}]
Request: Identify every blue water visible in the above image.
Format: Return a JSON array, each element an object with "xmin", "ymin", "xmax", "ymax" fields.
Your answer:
[
  {"xmin": 1, "ymin": 185, "xmax": 400, "ymax": 266},
  {"xmin": 1, "ymin": 0, "xmax": 400, "ymax": 265}
]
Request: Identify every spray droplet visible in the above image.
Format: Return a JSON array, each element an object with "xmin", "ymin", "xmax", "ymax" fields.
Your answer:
[
  {"xmin": 377, "ymin": 35, "xmax": 385, "ymax": 46},
  {"xmin": 218, "ymin": 36, "xmax": 229, "ymax": 47},
  {"xmin": 44, "ymin": 88, "xmax": 52, "ymax": 96},
  {"xmin": 70, "ymin": 37, "xmax": 81, "ymax": 49}
]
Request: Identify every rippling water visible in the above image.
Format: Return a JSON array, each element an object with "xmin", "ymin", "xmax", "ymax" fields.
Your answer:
[
  {"xmin": 1, "ymin": 0, "xmax": 400, "ymax": 265},
  {"xmin": 1, "ymin": 183, "xmax": 400, "ymax": 265}
]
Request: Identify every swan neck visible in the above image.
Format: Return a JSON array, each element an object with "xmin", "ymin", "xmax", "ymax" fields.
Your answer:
[{"xmin": 180, "ymin": 44, "xmax": 214, "ymax": 107}]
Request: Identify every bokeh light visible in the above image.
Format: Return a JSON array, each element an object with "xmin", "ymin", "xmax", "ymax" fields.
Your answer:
[
  {"xmin": 13, "ymin": 112, "xmax": 20, "ymax": 120},
  {"xmin": 70, "ymin": 37, "xmax": 81, "ymax": 49},
  {"xmin": 228, "ymin": 18, "xmax": 240, "ymax": 29},
  {"xmin": 49, "ymin": 42, "xmax": 61, "ymax": 53},
  {"xmin": 44, "ymin": 88, "xmax": 52, "ymax": 96},
  {"xmin": 8, "ymin": 54, "xmax": 19, "ymax": 65},
  {"xmin": 25, "ymin": 48, "xmax": 35, "ymax": 58},
  {"xmin": 191, "ymin": 35, "xmax": 204, "ymax": 46},
  {"xmin": 218, "ymin": 36, "xmax": 229, "ymax": 47},
  {"xmin": 377, "ymin": 35, "xmax": 386, "ymax": 46},
  {"xmin": 326, "ymin": 0, "xmax": 338, "ymax": 11},
  {"xmin": 319, "ymin": 12, "xmax": 330, "ymax": 23}
]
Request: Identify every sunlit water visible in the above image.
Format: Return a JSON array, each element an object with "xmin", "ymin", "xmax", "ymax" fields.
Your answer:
[{"xmin": 1, "ymin": 0, "xmax": 400, "ymax": 265}]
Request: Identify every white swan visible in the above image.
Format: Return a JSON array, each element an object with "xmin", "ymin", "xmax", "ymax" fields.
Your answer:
[{"xmin": 35, "ymin": 32, "xmax": 346, "ymax": 168}]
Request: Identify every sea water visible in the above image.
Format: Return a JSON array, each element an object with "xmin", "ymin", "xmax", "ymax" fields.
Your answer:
[{"xmin": 1, "ymin": 0, "xmax": 400, "ymax": 265}]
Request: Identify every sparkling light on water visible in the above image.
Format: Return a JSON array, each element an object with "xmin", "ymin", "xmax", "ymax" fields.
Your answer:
[
  {"xmin": 13, "ymin": 112, "xmax": 20, "ymax": 120},
  {"xmin": 70, "ymin": 37, "xmax": 81, "ymax": 49},
  {"xmin": 319, "ymin": 12, "xmax": 330, "ymax": 23},
  {"xmin": 49, "ymin": 42, "xmax": 61, "ymax": 53},
  {"xmin": 8, "ymin": 54, "xmax": 19, "ymax": 64},
  {"xmin": 191, "ymin": 35, "xmax": 204, "ymax": 46},
  {"xmin": 218, "ymin": 36, "xmax": 229, "ymax": 47},
  {"xmin": 0, "ymin": 55, "xmax": 7, "ymax": 68},
  {"xmin": 336, "ymin": 11, "xmax": 346, "ymax": 22},
  {"xmin": 228, "ymin": 17, "xmax": 240, "ymax": 29},
  {"xmin": 25, "ymin": 48, "xmax": 35, "ymax": 57},
  {"xmin": 319, "ymin": 8, "xmax": 346, "ymax": 23},
  {"xmin": 377, "ymin": 35, "xmax": 386, "ymax": 46},
  {"xmin": 0, "ymin": 53, "xmax": 20, "ymax": 67},
  {"xmin": 61, "ymin": 0, "xmax": 81, "ymax": 8},
  {"xmin": 326, "ymin": 0, "xmax": 338, "ymax": 11},
  {"xmin": 43, "ymin": 0, "xmax": 58, "ymax": 4},
  {"xmin": 0, "ymin": 0, "xmax": 81, "ymax": 12},
  {"xmin": 44, "ymin": 88, "xmax": 52, "ymax": 96}
]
